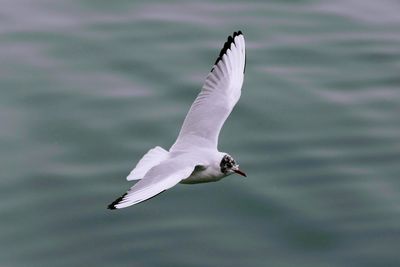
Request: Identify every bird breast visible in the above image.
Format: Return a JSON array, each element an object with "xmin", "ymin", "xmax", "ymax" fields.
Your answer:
[{"xmin": 180, "ymin": 165, "xmax": 226, "ymax": 184}]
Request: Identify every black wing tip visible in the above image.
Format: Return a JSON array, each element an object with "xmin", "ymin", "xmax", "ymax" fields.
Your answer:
[
  {"xmin": 107, "ymin": 205, "xmax": 116, "ymax": 210},
  {"xmin": 234, "ymin": 30, "xmax": 243, "ymax": 37},
  {"xmin": 212, "ymin": 30, "xmax": 244, "ymax": 72},
  {"xmin": 107, "ymin": 192, "xmax": 128, "ymax": 210}
]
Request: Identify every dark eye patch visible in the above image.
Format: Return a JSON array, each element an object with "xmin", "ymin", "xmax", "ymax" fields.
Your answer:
[{"xmin": 220, "ymin": 155, "xmax": 236, "ymax": 174}]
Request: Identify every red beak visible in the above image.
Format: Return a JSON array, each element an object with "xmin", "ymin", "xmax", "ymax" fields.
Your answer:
[{"xmin": 233, "ymin": 169, "xmax": 247, "ymax": 177}]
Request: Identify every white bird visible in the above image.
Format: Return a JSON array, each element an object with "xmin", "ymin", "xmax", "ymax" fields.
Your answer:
[{"xmin": 108, "ymin": 31, "xmax": 247, "ymax": 210}]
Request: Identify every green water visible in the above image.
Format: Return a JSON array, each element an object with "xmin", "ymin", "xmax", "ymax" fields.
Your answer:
[{"xmin": 1, "ymin": 0, "xmax": 400, "ymax": 266}]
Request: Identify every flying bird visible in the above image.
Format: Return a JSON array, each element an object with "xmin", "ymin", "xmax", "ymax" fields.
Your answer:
[{"xmin": 108, "ymin": 31, "xmax": 246, "ymax": 209}]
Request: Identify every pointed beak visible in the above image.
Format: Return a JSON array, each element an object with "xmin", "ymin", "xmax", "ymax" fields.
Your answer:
[{"xmin": 233, "ymin": 168, "xmax": 247, "ymax": 177}]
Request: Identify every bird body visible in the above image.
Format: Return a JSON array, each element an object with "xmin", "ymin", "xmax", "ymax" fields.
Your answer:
[
  {"xmin": 179, "ymin": 150, "xmax": 227, "ymax": 184},
  {"xmin": 108, "ymin": 31, "xmax": 247, "ymax": 210}
]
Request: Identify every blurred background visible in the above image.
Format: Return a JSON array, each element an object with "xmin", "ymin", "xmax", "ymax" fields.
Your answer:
[{"xmin": 1, "ymin": 0, "xmax": 400, "ymax": 266}]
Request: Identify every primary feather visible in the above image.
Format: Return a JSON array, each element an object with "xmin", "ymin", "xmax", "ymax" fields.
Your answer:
[{"xmin": 170, "ymin": 31, "xmax": 245, "ymax": 151}]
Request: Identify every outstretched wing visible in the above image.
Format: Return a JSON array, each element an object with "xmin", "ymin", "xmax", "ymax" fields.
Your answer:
[
  {"xmin": 170, "ymin": 31, "xmax": 246, "ymax": 151},
  {"xmin": 108, "ymin": 157, "xmax": 201, "ymax": 209}
]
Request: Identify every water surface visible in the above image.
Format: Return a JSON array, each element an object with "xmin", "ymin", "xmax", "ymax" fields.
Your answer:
[{"xmin": 1, "ymin": 0, "xmax": 400, "ymax": 266}]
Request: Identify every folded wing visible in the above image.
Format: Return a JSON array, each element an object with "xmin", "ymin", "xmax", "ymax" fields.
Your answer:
[{"xmin": 171, "ymin": 31, "xmax": 246, "ymax": 151}]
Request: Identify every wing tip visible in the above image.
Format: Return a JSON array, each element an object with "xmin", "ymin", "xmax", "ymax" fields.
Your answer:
[
  {"xmin": 107, "ymin": 192, "xmax": 128, "ymax": 210},
  {"xmin": 107, "ymin": 189, "xmax": 168, "ymax": 210},
  {"xmin": 212, "ymin": 30, "xmax": 245, "ymax": 73},
  {"xmin": 234, "ymin": 30, "xmax": 243, "ymax": 37}
]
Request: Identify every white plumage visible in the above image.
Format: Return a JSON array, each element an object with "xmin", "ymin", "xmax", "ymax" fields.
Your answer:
[
  {"xmin": 126, "ymin": 146, "xmax": 168, "ymax": 181},
  {"xmin": 108, "ymin": 31, "xmax": 246, "ymax": 210}
]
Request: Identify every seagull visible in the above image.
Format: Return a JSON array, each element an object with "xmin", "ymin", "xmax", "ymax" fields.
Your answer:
[{"xmin": 108, "ymin": 31, "xmax": 246, "ymax": 210}]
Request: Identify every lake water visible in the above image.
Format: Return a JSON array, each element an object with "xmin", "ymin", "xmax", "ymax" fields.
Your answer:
[{"xmin": 1, "ymin": 0, "xmax": 400, "ymax": 266}]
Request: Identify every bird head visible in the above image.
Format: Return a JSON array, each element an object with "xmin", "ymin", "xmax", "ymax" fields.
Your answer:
[{"xmin": 219, "ymin": 154, "xmax": 246, "ymax": 177}]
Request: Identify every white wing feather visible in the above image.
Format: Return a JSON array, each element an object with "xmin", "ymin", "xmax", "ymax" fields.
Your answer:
[
  {"xmin": 170, "ymin": 31, "xmax": 246, "ymax": 151},
  {"xmin": 127, "ymin": 146, "xmax": 169, "ymax": 181},
  {"xmin": 109, "ymin": 156, "xmax": 202, "ymax": 209},
  {"xmin": 108, "ymin": 31, "xmax": 246, "ymax": 210}
]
